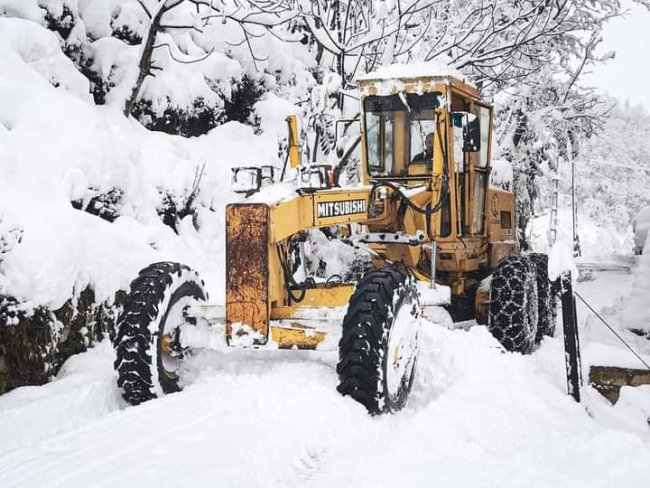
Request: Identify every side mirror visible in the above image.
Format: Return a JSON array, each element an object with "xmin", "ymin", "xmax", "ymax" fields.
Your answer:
[
  {"xmin": 463, "ymin": 116, "xmax": 481, "ymax": 153},
  {"xmin": 451, "ymin": 112, "xmax": 481, "ymax": 153}
]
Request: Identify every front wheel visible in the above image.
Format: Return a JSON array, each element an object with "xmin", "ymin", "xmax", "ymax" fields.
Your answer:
[
  {"xmin": 113, "ymin": 262, "xmax": 207, "ymax": 405},
  {"xmin": 337, "ymin": 268, "xmax": 421, "ymax": 414}
]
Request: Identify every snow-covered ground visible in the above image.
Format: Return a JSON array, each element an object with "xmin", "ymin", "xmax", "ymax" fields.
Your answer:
[{"xmin": 0, "ymin": 260, "xmax": 648, "ymax": 488}]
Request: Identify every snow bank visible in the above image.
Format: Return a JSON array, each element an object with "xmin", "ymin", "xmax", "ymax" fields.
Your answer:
[{"xmin": 0, "ymin": 17, "xmax": 90, "ymax": 100}]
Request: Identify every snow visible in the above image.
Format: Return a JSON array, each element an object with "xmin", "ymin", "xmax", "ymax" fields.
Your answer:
[
  {"xmin": 622, "ymin": 233, "xmax": 650, "ymax": 332},
  {"xmin": 548, "ymin": 241, "xmax": 579, "ymax": 282},
  {"xmin": 632, "ymin": 205, "xmax": 650, "ymax": 252},
  {"xmin": 0, "ymin": 17, "xmax": 91, "ymax": 101},
  {"xmin": 253, "ymin": 93, "xmax": 300, "ymax": 136},
  {"xmin": 490, "ymin": 159, "xmax": 513, "ymax": 191},
  {"xmin": 0, "ymin": 0, "xmax": 44, "ymax": 23},
  {"xmin": 416, "ymin": 281, "xmax": 451, "ymax": 306},
  {"xmin": 0, "ymin": 17, "xmax": 286, "ymax": 308},
  {"xmin": 357, "ymin": 59, "xmax": 468, "ymax": 83},
  {"xmin": 1, "ymin": 288, "xmax": 649, "ymax": 487},
  {"xmin": 528, "ymin": 208, "xmax": 631, "ymax": 259}
]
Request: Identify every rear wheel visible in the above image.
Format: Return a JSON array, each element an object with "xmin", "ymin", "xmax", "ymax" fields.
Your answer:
[
  {"xmin": 488, "ymin": 254, "xmax": 538, "ymax": 354},
  {"xmin": 113, "ymin": 262, "xmax": 207, "ymax": 405},
  {"xmin": 337, "ymin": 268, "xmax": 421, "ymax": 414},
  {"xmin": 529, "ymin": 253, "xmax": 557, "ymax": 341}
]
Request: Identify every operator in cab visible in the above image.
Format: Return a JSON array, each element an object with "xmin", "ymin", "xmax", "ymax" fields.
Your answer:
[{"xmin": 411, "ymin": 132, "xmax": 434, "ymax": 165}]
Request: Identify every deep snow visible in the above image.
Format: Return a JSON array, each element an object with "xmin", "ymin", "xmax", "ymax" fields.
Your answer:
[{"xmin": 1, "ymin": 262, "xmax": 649, "ymax": 488}]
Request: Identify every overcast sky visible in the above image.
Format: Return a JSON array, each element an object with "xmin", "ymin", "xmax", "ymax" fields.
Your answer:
[{"xmin": 586, "ymin": 1, "xmax": 650, "ymax": 111}]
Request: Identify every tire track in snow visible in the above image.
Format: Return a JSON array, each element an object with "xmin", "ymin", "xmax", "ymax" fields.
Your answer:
[{"xmin": 0, "ymin": 352, "xmax": 364, "ymax": 488}]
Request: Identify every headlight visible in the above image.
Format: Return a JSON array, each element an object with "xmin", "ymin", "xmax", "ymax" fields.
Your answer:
[
  {"xmin": 231, "ymin": 167, "xmax": 262, "ymax": 194},
  {"xmin": 299, "ymin": 164, "xmax": 333, "ymax": 191}
]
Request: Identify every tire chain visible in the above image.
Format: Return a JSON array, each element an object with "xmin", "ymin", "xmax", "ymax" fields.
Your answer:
[{"xmin": 488, "ymin": 254, "xmax": 538, "ymax": 354}]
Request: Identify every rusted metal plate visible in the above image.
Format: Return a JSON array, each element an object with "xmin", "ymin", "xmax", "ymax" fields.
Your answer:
[
  {"xmin": 589, "ymin": 366, "xmax": 650, "ymax": 404},
  {"xmin": 226, "ymin": 203, "xmax": 269, "ymax": 345}
]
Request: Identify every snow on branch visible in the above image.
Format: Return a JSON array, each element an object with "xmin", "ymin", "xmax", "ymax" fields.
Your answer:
[{"xmin": 123, "ymin": 0, "xmax": 298, "ymax": 116}]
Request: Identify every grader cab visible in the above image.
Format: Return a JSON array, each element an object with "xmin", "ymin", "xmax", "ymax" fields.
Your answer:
[{"xmin": 113, "ymin": 68, "xmax": 556, "ymax": 414}]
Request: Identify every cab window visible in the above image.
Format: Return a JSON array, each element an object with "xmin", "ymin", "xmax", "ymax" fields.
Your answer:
[{"xmin": 364, "ymin": 93, "xmax": 441, "ymax": 177}]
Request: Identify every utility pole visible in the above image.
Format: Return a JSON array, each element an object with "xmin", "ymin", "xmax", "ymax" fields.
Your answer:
[
  {"xmin": 571, "ymin": 156, "xmax": 581, "ymax": 257},
  {"xmin": 548, "ymin": 176, "xmax": 559, "ymax": 247}
]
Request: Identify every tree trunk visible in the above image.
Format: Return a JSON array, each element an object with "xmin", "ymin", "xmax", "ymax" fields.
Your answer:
[{"xmin": 123, "ymin": 8, "xmax": 166, "ymax": 117}]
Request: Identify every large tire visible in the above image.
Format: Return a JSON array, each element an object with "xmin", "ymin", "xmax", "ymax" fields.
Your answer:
[
  {"xmin": 113, "ymin": 262, "xmax": 207, "ymax": 405},
  {"xmin": 337, "ymin": 268, "xmax": 421, "ymax": 414},
  {"xmin": 529, "ymin": 253, "xmax": 557, "ymax": 341},
  {"xmin": 488, "ymin": 254, "xmax": 538, "ymax": 354}
]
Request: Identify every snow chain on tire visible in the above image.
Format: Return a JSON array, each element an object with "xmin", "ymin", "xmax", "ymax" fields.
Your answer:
[
  {"xmin": 488, "ymin": 254, "xmax": 538, "ymax": 354},
  {"xmin": 337, "ymin": 268, "xmax": 421, "ymax": 414},
  {"xmin": 113, "ymin": 262, "xmax": 207, "ymax": 405},
  {"xmin": 529, "ymin": 253, "xmax": 557, "ymax": 342}
]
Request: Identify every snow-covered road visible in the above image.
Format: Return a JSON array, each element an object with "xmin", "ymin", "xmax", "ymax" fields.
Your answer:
[{"xmin": 1, "ymin": 260, "xmax": 649, "ymax": 488}]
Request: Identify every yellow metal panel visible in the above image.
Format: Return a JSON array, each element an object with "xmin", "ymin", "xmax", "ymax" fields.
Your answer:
[
  {"xmin": 487, "ymin": 189, "xmax": 516, "ymax": 243},
  {"xmin": 270, "ymin": 285, "xmax": 355, "ymax": 319},
  {"xmin": 270, "ymin": 324, "xmax": 326, "ymax": 350},
  {"xmin": 312, "ymin": 190, "xmax": 373, "ymax": 227},
  {"xmin": 286, "ymin": 115, "xmax": 300, "ymax": 168}
]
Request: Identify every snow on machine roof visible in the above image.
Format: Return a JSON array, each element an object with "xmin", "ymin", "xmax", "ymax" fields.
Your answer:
[{"xmin": 356, "ymin": 61, "xmax": 479, "ymax": 98}]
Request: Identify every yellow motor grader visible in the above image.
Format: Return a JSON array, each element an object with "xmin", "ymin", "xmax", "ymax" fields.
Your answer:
[{"xmin": 113, "ymin": 69, "xmax": 556, "ymax": 414}]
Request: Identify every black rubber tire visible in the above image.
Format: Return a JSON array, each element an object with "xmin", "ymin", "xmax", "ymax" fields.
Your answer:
[
  {"xmin": 529, "ymin": 253, "xmax": 557, "ymax": 341},
  {"xmin": 113, "ymin": 262, "xmax": 207, "ymax": 405},
  {"xmin": 337, "ymin": 268, "xmax": 421, "ymax": 414},
  {"xmin": 488, "ymin": 254, "xmax": 538, "ymax": 354}
]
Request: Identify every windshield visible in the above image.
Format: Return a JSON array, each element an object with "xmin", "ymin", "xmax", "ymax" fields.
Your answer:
[{"xmin": 364, "ymin": 93, "xmax": 441, "ymax": 177}]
